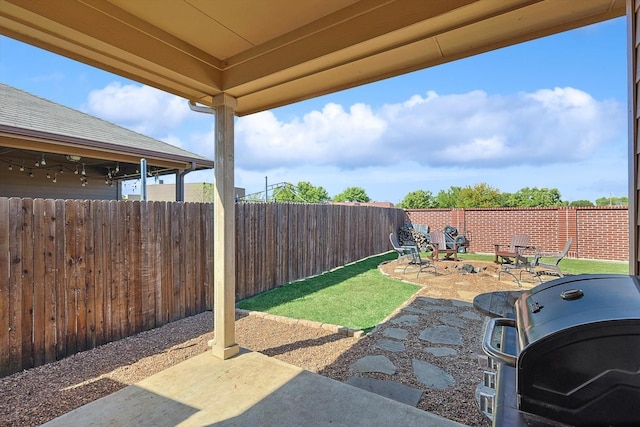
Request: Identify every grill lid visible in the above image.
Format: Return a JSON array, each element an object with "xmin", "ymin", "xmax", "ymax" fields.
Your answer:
[
  {"xmin": 512, "ymin": 274, "xmax": 640, "ymax": 425},
  {"xmin": 516, "ymin": 274, "xmax": 640, "ymax": 348}
]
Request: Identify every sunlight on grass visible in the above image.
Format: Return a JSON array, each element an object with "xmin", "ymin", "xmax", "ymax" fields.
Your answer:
[
  {"xmin": 456, "ymin": 253, "xmax": 628, "ymax": 275},
  {"xmin": 237, "ymin": 252, "xmax": 419, "ymax": 332},
  {"xmin": 237, "ymin": 251, "xmax": 628, "ymax": 333}
]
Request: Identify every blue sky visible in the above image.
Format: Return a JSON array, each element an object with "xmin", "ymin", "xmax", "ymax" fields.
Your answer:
[{"xmin": 0, "ymin": 16, "xmax": 628, "ymax": 203}]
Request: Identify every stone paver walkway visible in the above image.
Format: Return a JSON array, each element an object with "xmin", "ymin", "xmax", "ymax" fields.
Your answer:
[{"xmin": 346, "ymin": 292, "xmax": 488, "ymax": 410}]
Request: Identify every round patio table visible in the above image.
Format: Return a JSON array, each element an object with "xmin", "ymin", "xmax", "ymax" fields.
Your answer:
[{"xmin": 473, "ymin": 290, "xmax": 525, "ymax": 318}]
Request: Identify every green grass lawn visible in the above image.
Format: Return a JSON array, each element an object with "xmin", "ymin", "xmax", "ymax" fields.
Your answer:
[
  {"xmin": 454, "ymin": 252, "xmax": 628, "ymax": 275},
  {"xmin": 237, "ymin": 250, "xmax": 628, "ymax": 333},
  {"xmin": 236, "ymin": 252, "xmax": 419, "ymax": 332}
]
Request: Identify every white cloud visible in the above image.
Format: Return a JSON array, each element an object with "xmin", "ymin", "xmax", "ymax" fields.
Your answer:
[
  {"xmin": 230, "ymin": 87, "xmax": 627, "ymax": 203},
  {"xmin": 82, "ymin": 83, "xmax": 627, "ymax": 204},
  {"xmin": 236, "ymin": 102, "xmax": 387, "ymax": 169},
  {"xmin": 235, "ymin": 87, "xmax": 624, "ymax": 171},
  {"xmin": 84, "ymin": 82, "xmax": 190, "ymax": 135},
  {"xmin": 233, "ymin": 144, "xmax": 627, "ymax": 204}
]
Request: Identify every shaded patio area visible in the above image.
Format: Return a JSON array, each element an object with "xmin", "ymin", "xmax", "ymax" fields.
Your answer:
[{"xmin": 42, "ymin": 349, "xmax": 464, "ymax": 427}]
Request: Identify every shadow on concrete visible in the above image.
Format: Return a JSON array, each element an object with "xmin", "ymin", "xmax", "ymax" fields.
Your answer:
[
  {"xmin": 42, "ymin": 383, "xmax": 199, "ymax": 426},
  {"xmin": 43, "ymin": 350, "xmax": 464, "ymax": 427}
]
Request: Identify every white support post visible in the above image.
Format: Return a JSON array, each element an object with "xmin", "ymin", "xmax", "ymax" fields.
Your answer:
[{"xmin": 211, "ymin": 93, "xmax": 240, "ymax": 359}]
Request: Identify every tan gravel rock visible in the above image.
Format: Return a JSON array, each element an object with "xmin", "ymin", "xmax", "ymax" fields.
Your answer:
[{"xmin": 0, "ymin": 258, "xmax": 531, "ymax": 427}]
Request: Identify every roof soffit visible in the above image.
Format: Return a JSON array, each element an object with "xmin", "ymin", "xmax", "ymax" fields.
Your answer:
[{"xmin": 0, "ymin": 0, "xmax": 626, "ymax": 115}]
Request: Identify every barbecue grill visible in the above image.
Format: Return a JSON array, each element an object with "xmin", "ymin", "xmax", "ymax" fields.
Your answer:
[{"xmin": 479, "ymin": 274, "xmax": 640, "ymax": 426}]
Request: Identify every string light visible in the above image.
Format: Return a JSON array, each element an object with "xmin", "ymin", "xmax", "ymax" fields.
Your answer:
[{"xmin": 2, "ymin": 156, "xmax": 125, "ymax": 188}]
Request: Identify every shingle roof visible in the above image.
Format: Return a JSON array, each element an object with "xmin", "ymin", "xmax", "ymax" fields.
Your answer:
[{"xmin": 0, "ymin": 82, "xmax": 213, "ymax": 166}]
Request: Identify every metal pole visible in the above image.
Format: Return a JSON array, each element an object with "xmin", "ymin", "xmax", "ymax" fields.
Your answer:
[
  {"xmin": 265, "ymin": 176, "xmax": 268, "ymax": 202},
  {"xmin": 140, "ymin": 158, "xmax": 147, "ymax": 201}
]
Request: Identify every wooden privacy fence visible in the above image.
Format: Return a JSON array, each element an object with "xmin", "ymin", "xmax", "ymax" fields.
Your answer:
[
  {"xmin": 235, "ymin": 203, "xmax": 406, "ymax": 299},
  {"xmin": 0, "ymin": 198, "xmax": 213, "ymax": 377},
  {"xmin": 0, "ymin": 198, "xmax": 405, "ymax": 377}
]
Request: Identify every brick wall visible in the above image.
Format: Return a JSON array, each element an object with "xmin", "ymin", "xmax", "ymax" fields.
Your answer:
[
  {"xmin": 404, "ymin": 206, "xmax": 629, "ymax": 261},
  {"xmin": 576, "ymin": 208, "xmax": 628, "ymax": 260}
]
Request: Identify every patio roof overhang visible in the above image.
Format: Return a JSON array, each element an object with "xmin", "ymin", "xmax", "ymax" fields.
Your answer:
[
  {"xmin": 0, "ymin": 0, "xmax": 625, "ymax": 116},
  {"xmin": 0, "ymin": 0, "xmax": 631, "ymax": 360}
]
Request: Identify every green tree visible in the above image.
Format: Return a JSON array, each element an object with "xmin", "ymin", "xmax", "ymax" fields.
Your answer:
[
  {"xmin": 333, "ymin": 186, "xmax": 371, "ymax": 203},
  {"xmin": 596, "ymin": 196, "xmax": 628, "ymax": 206},
  {"xmin": 272, "ymin": 182, "xmax": 297, "ymax": 202},
  {"xmin": 434, "ymin": 186, "xmax": 461, "ymax": 208},
  {"xmin": 456, "ymin": 183, "xmax": 502, "ymax": 208},
  {"xmin": 504, "ymin": 187, "xmax": 564, "ymax": 207},
  {"xmin": 272, "ymin": 181, "xmax": 330, "ymax": 203},
  {"xmin": 498, "ymin": 192, "xmax": 513, "ymax": 207},
  {"xmin": 397, "ymin": 190, "xmax": 435, "ymax": 209},
  {"xmin": 296, "ymin": 181, "xmax": 330, "ymax": 203},
  {"xmin": 569, "ymin": 200, "xmax": 595, "ymax": 207}
]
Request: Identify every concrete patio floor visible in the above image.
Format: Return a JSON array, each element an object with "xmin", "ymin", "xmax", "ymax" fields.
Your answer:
[{"xmin": 42, "ymin": 348, "xmax": 466, "ymax": 427}]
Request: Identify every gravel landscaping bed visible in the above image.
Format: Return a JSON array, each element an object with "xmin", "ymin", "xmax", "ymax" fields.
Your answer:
[{"xmin": 1, "ymin": 259, "xmax": 525, "ymax": 426}]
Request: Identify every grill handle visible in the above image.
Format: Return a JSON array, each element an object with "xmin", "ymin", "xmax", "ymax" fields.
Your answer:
[{"xmin": 482, "ymin": 318, "xmax": 517, "ymax": 367}]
